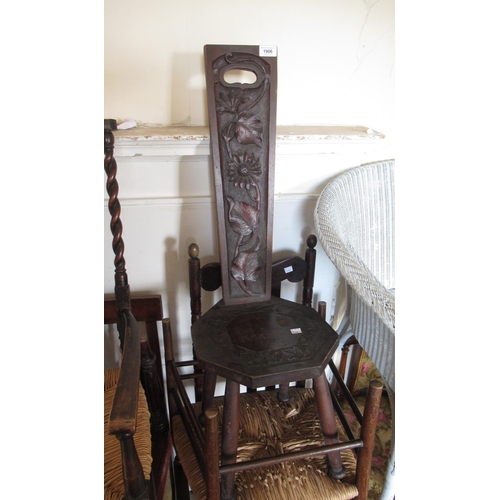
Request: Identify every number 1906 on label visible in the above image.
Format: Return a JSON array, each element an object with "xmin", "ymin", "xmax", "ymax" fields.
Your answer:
[{"xmin": 259, "ymin": 46, "xmax": 277, "ymax": 57}]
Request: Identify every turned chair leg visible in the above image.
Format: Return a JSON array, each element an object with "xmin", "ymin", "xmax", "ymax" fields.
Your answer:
[
  {"xmin": 200, "ymin": 369, "xmax": 217, "ymax": 425},
  {"xmin": 356, "ymin": 380, "xmax": 383, "ymax": 500},
  {"xmin": 205, "ymin": 409, "xmax": 220, "ymax": 500},
  {"xmin": 278, "ymin": 383, "xmax": 291, "ymax": 402},
  {"xmin": 313, "ymin": 372, "xmax": 346, "ymax": 479},
  {"xmin": 220, "ymin": 379, "xmax": 240, "ymax": 500},
  {"xmin": 117, "ymin": 433, "xmax": 149, "ymax": 500}
]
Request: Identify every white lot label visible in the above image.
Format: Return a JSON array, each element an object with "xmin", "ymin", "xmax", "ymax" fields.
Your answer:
[
  {"xmin": 284, "ymin": 266, "xmax": 293, "ymax": 274},
  {"xmin": 259, "ymin": 46, "xmax": 277, "ymax": 57},
  {"xmin": 290, "ymin": 328, "xmax": 302, "ymax": 334}
]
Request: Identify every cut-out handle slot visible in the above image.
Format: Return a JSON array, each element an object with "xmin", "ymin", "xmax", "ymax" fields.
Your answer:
[{"xmin": 223, "ymin": 69, "xmax": 257, "ymax": 85}]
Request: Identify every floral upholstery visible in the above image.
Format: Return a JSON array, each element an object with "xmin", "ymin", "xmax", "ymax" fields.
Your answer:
[{"xmin": 341, "ymin": 349, "xmax": 392, "ymax": 500}]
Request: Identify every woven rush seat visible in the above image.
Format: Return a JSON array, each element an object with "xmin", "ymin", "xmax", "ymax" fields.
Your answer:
[
  {"xmin": 172, "ymin": 388, "xmax": 359, "ymax": 500},
  {"xmin": 104, "ymin": 368, "xmax": 153, "ymax": 500}
]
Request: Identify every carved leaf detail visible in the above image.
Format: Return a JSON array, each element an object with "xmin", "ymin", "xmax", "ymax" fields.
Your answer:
[
  {"xmin": 231, "ymin": 251, "xmax": 262, "ymax": 283},
  {"xmin": 217, "ymin": 89, "xmax": 253, "ymax": 112},
  {"xmin": 235, "ymin": 113, "xmax": 262, "ymax": 147},
  {"xmin": 227, "ymin": 196, "xmax": 259, "ymax": 236},
  {"xmin": 221, "ymin": 121, "xmax": 237, "ymax": 143}
]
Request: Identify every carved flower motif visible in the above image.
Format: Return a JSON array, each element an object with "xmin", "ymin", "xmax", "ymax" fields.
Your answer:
[
  {"xmin": 227, "ymin": 153, "xmax": 262, "ymax": 189},
  {"xmin": 226, "ymin": 196, "xmax": 259, "ymax": 236},
  {"xmin": 216, "ymin": 88, "xmax": 249, "ymax": 114}
]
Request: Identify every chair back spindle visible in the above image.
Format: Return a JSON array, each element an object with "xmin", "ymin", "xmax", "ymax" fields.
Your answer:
[
  {"xmin": 104, "ymin": 118, "xmax": 131, "ymax": 347},
  {"xmin": 104, "ymin": 119, "xmax": 148, "ymax": 500}
]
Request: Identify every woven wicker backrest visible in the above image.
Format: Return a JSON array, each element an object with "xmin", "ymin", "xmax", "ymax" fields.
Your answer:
[
  {"xmin": 320, "ymin": 160, "xmax": 394, "ymax": 289},
  {"xmin": 315, "ymin": 160, "xmax": 395, "ymax": 332}
]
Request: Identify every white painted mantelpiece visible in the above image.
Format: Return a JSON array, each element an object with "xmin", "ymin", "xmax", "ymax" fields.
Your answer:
[{"xmin": 104, "ymin": 125, "xmax": 393, "ymax": 377}]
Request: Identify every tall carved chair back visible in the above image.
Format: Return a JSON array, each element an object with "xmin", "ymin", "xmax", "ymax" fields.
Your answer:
[{"xmin": 205, "ymin": 45, "xmax": 277, "ymax": 305}]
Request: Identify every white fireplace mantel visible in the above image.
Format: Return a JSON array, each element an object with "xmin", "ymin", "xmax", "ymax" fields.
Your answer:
[{"xmin": 112, "ymin": 125, "xmax": 386, "ymax": 158}]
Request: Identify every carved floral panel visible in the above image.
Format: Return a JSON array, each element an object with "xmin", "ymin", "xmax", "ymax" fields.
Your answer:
[{"xmin": 206, "ymin": 47, "xmax": 277, "ymax": 303}]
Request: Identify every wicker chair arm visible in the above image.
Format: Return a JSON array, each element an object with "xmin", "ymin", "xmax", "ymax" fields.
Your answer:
[{"xmin": 316, "ymin": 226, "xmax": 395, "ymax": 332}]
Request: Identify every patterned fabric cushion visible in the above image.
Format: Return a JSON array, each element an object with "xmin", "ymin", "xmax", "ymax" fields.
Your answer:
[
  {"xmin": 352, "ymin": 349, "xmax": 385, "ymax": 395},
  {"xmin": 346, "ymin": 350, "xmax": 392, "ymax": 500}
]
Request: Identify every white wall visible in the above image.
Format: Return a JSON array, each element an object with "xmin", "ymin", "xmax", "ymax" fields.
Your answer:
[{"xmin": 104, "ymin": 0, "xmax": 394, "ymax": 137}]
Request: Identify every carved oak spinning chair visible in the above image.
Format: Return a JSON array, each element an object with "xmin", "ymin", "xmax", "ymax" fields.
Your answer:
[
  {"xmin": 163, "ymin": 45, "xmax": 384, "ymax": 500},
  {"xmin": 104, "ymin": 119, "xmax": 173, "ymax": 500}
]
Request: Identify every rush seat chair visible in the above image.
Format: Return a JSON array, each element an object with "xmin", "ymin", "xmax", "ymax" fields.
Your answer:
[{"xmin": 104, "ymin": 119, "xmax": 173, "ymax": 500}]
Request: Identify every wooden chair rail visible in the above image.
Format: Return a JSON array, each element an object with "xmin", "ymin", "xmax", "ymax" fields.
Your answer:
[
  {"xmin": 329, "ymin": 360, "xmax": 364, "ymax": 425},
  {"xmin": 109, "ymin": 310, "xmax": 142, "ymax": 434},
  {"xmin": 218, "ymin": 440, "xmax": 364, "ymax": 476}
]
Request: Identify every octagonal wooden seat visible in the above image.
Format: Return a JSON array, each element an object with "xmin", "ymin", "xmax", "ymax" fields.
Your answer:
[{"xmin": 192, "ymin": 294, "xmax": 339, "ymax": 388}]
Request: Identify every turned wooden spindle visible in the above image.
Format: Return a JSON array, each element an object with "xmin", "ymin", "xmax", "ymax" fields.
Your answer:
[
  {"xmin": 303, "ymin": 234, "xmax": 317, "ymax": 307},
  {"xmin": 318, "ymin": 300, "xmax": 327, "ymax": 320},
  {"xmin": 162, "ymin": 318, "xmax": 179, "ymax": 418},
  {"xmin": 104, "ymin": 118, "xmax": 130, "ymax": 314},
  {"xmin": 105, "ymin": 120, "xmax": 148, "ymax": 499},
  {"xmin": 140, "ymin": 338, "xmax": 168, "ymax": 436},
  {"xmin": 116, "ymin": 432, "xmax": 149, "ymax": 500},
  {"xmin": 188, "ymin": 243, "xmax": 202, "ymax": 325},
  {"xmin": 188, "ymin": 243, "xmax": 204, "ymax": 403}
]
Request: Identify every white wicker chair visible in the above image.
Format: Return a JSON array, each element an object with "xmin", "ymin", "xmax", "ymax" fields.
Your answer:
[{"xmin": 314, "ymin": 159, "xmax": 395, "ymax": 500}]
